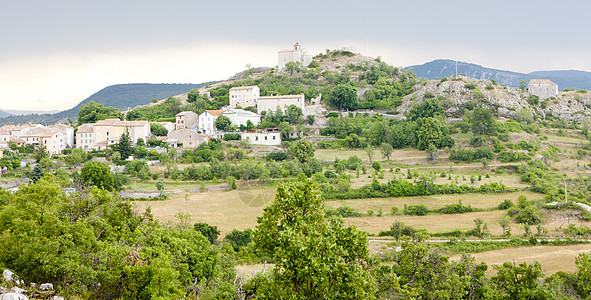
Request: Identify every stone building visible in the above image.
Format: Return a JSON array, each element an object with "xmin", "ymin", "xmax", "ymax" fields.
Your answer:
[
  {"xmin": 278, "ymin": 43, "xmax": 313, "ymax": 71},
  {"xmin": 175, "ymin": 111, "xmax": 199, "ymax": 130},
  {"xmin": 257, "ymin": 94, "xmax": 305, "ymax": 114},
  {"xmin": 528, "ymin": 79, "xmax": 558, "ymax": 99},
  {"xmin": 229, "ymin": 86, "xmax": 260, "ymax": 108},
  {"xmin": 241, "ymin": 129, "xmax": 281, "ymax": 146},
  {"xmin": 167, "ymin": 128, "xmax": 209, "ymax": 148}
]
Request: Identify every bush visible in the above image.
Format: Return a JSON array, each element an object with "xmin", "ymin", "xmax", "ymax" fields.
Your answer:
[
  {"xmin": 224, "ymin": 228, "xmax": 253, "ymax": 251},
  {"xmin": 403, "ymin": 204, "xmax": 429, "ymax": 216},
  {"xmin": 437, "ymin": 201, "xmax": 475, "ymax": 214},
  {"xmin": 223, "ymin": 133, "xmax": 241, "ymax": 141},
  {"xmin": 266, "ymin": 151, "xmax": 287, "ymax": 161},
  {"xmin": 498, "ymin": 199, "xmax": 514, "ymax": 210},
  {"xmin": 325, "ymin": 206, "xmax": 362, "ymax": 218}
]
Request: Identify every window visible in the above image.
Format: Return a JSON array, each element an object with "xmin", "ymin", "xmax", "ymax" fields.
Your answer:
[
  {"xmin": 264, "ymin": 136, "xmax": 268, "ymax": 140},
  {"xmin": 255, "ymin": 136, "xmax": 258, "ymax": 141},
  {"xmin": 273, "ymin": 136, "xmax": 276, "ymax": 140}
]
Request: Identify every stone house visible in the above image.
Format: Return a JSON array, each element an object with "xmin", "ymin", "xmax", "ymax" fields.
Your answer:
[
  {"xmin": 241, "ymin": 129, "xmax": 281, "ymax": 146},
  {"xmin": 257, "ymin": 94, "xmax": 305, "ymax": 114},
  {"xmin": 278, "ymin": 43, "xmax": 313, "ymax": 71},
  {"xmin": 76, "ymin": 124, "xmax": 95, "ymax": 150},
  {"xmin": 528, "ymin": 79, "xmax": 558, "ymax": 99},
  {"xmin": 175, "ymin": 111, "xmax": 199, "ymax": 130},
  {"xmin": 167, "ymin": 128, "xmax": 209, "ymax": 148},
  {"xmin": 229, "ymin": 86, "xmax": 260, "ymax": 108}
]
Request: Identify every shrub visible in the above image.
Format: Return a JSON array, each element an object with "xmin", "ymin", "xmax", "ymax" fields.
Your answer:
[
  {"xmin": 437, "ymin": 201, "xmax": 475, "ymax": 214},
  {"xmin": 325, "ymin": 206, "xmax": 361, "ymax": 218},
  {"xmin": 464, "ymin": 83, "xmax": 476, "ymax": 90},
  {"xmin": 403, "ymin": 204, "xmax": 429, "ymax": 216},
  {"xmin": 497, "ymin": 199, "xmax": 514, "ymax": 210}
]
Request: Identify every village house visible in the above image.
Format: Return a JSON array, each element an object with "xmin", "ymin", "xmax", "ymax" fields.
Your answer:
[
  {"xmin": 278, "ymin": 43, "xmax": 313, "ymax": 71},
  {"xmin": 153, "ymin": 121, "xmax": 175, "ymax": 133},
  {"xmin": 256, "ymin": 94, "xmax": 306, "ymax": 114},
  {"xmin": 241, "ymin": 129, "xmax": 281, "ymax": 146},
  {"xmin": 528, "ymin": 79, "xmax": 558, "ymax": 99},
  {"xmin": 175, "ymin": 111, "xmax": 199, "ymax": 130},
  {"xmin": 50, "ymin": 124, "xmax": 74, "ymax": 148},
  {"xmin": 220, "ymin": 108, "xmax": 261, "ymax": 127},
  {"xmin": 198, "ymin": 110, "xmax": 222, "ymax": 135},
  {"xmin": 20, "ymin": 127, "xmax": 67, "ymax": 155},
  {"xmin": 94, "ymin": 119, "xmax": 150, "ymax": 147},
  {"xmin": 76, "ymin": 124, "xmax": 95, "ymax": 150},
  {"xmin": 166, "ymin": 128, "xmax": 209, "ymax": 148},
  {"xmin": 229, "ymin": 86, "xmax": 260, "ymax": 108}
]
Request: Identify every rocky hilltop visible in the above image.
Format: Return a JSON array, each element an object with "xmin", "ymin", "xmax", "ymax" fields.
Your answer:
[{"xmin": 399, "ymin": 75, "xmax": 591, "ymax": 121}]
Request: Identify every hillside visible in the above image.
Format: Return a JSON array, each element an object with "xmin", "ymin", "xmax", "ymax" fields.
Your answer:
[
  {"xmin": 0, "ymin": 83, "xmax": 207, "ymax": 125},
  {"xmin": 406, "ymin": 59, "xmax": 591, "ymax": 91},
  {"xmin": 399, "ymin": 75, "xmax": 591, "ymax": 121},
  {"xmin": 0, "ymin": 110, "xmax": 12, "ymax": 118}
]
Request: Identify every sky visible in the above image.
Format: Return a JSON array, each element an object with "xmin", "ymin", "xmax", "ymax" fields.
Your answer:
[{"xmin": 1, "ymin": 0, "xmax": 590, "ymax": 111}]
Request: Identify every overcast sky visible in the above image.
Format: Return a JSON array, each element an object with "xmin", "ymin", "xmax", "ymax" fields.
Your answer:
[{"xmin": 1, "ymin": 0, "xmax": 590, "ymax": 111}]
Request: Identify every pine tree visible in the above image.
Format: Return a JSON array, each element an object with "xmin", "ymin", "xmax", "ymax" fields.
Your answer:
[
  {"xmin": 30, "ymin": 164, "xmax": 44, "ymax": 183},
  {"xmin": 117, "ymin": 132, "xmax": 133, "ymax": 160}
]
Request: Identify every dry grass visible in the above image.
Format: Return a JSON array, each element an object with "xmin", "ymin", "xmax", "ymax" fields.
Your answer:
[
  {"xmin": 458, "ymin": 244, "xmax": 591, "ymax": 276},
  {"xmin": 326, "ymin": 191, "xmax": 544, "ymax": 212},
  {"xmin": 342, "ymin": 210, "xmax": 515, "ymax": 235},
  {"xmin": 235, "ymin": 263, "xmax": 275, "ymax": 280},
  {"xmin": 133, "ymin": 188, "xmax": 275, "ymax": 237}
]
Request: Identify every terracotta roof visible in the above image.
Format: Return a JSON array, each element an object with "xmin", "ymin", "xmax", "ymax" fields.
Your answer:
[
  {"xmin": 0, "ymin": 129, "xmax": 9, "ymax": 135},
  {"xmin": 8, "ymin": 136, "xmax": 25, "ymax": 143},
  {"xmin": 1, "ymin": 125, "xmax": 15, "ymax": 131},
  {"xmin": 77, "ymin": 124, "xmax": 94, "ymax": 133},
  {"xmin": 529, "ymin": 79, "xmax": 557, "ymax": 86},
  {"xmin": 176, "ymin": 111, "xmax": 198, "ymax": 116},
  {"xmin": 95, "ymin": 119, "xmax": 148, "ymax": 127},
  {"xmin": 229, "ymin": 85, "xmax": 258, "ymax": 91},
  {"xmin": 204, "ymin": 110, "xmax": 223, "ymax": 116}
]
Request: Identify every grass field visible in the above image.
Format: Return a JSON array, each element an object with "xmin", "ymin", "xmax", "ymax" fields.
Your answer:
[
  {"xmin": 454, "ymin": 244, "xmax": 591, "ymax": 275},
  {"xmin": 341, "ymin": 210, "xmax": 514, "ymax": 235},
  {"xmin": 325, "ymin": 191, "xmax": 544, "ymax": 212},
  {"xmin": 133, "ymin": 188, "xmax": 275, "ymax": 237}
]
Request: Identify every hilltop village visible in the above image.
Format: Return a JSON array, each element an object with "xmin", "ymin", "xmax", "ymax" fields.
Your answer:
[{"xmin": 2, "ymin": 44, "xmax": 591, "ymax": 299}]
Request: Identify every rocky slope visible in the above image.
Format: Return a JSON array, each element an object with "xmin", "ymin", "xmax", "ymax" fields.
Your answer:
[{"xmin": 398, "ymin": 75, "xmax": 591, "ymax": 121}]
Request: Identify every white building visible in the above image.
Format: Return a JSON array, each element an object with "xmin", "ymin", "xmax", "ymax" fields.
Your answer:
[
  {"xmin": 257, "ymin": 94, "xmax": 306, "ymax": 114},
  {"xmin": 198, "ymin": 110, "xmax": 223, "ymax": 135},
  {"xmin": 221, "ymin": 109, "xmax": 261, "ymax": 127},
  {"xmin": 278, "ymin": 43, "xmax": 313, "ymax": 71},
  {"xmin": 229, "ymin": 86, "xmax": 260, "ymax": 108},
  {"xmin": 76, "ymin": 124, "xmax": 95, "ymax": 150},
  {"xmin": 241, "ymin": 129, "xmax": 281, "ymax": 146},
  {"xmin": 20, "ymin": 127, "xmax": 67, "ymax": 155},
  {"xmin": 50, "ymin": 124, "xmax": 74, "ymax": 148},
  {"xmin": 528, "ymin": 79, "xmax": 558, "ymax": 99}
]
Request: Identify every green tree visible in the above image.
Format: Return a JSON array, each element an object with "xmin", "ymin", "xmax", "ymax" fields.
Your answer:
[
  {"xmin": 365, "ymin": 146, "xmax": 374, "ymax": 164},
  {"xmin": 246, "ymin": 119, "xmax": 256, "ymax": 131},
  {"xmin": 80, "ymin": 161, "xmax": 114, "ymax": 191},
  {"xmin": 150, "ymin": 123, "xmax": 169, "ymax": 136},
  {"xmin": 380, "ymin": 143, "xmax": 393, "ymax": 160},
  {"xmin": 252, "ymin": 180, "xmax": 375, "ymax": 299},
  {"xmin": 284, "ymin": 61, "xmax": 301, "ymax": 75},
  {"xmin": 286, "ymin": 105, "xmax": 303, "ymax": 124},
  {"xmin": 492, "ymin": 261, "xmax": 549, "ymax": 299},
  {"xmin": 470, "ymin": 106, "xmax": 497, "ymax": 136},
  {"xmin": 193, "ymin": 222, "xmax": 220, "ymax": 244},
  {"xmin": 65, "ymin": 148, "xmax": 88, "ymax": 167},
  {"xmin": 116, "ymin": 132, "xmax": 133, "ymax": 160},
  {"xmin": 287, "ymin": 139, "xmax": 316, "ymax": 163},
  {"xmin": 406, "ymin": 97, "xmax": 445, "ymax": 121},
  {"xmin": 331, "ymin": 84, "xmax": 358, "ymax": 110},
  {"xmin": 155, "ymin": 179, "xmax": 165, "ymax": 197},
  {"xmin": 78, "ymin": 100, "xmax": 124, "ymax": 124},
  {"xmin": 520, "ymin": 79, "xmax": 527, "ymax": 91},
  {"xmin": 215, "ymin": 115, "xmax": 232, "ymax": 131},
  {"xmin": 30, "ymin": 164, "xmax": 44, "ymax": 183},
  {"xmin": 33, "ymin": 145, "xmax": 48, "ymax": 163}
]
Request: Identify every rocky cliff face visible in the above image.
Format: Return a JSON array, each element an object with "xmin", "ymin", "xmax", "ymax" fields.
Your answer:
[{"xmin": 398, "ymin": 75, "xmax": 591, "ymax": 121}]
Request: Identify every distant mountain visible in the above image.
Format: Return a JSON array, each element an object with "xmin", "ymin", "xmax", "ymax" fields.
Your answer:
[
  {"xmin": 0, "ymin": 110, "xmax": 12, "ymax": 119},
  {"xmin": 406, "ymin": 59, "xmax": 591, "ymax": 90},
  {"xmin": 5, "ymin": 110, "xmax": 61, "ymax": 116},
  {"xmin": 0, "ymin": 83, "xmax": 207, "ymax": 125}
]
